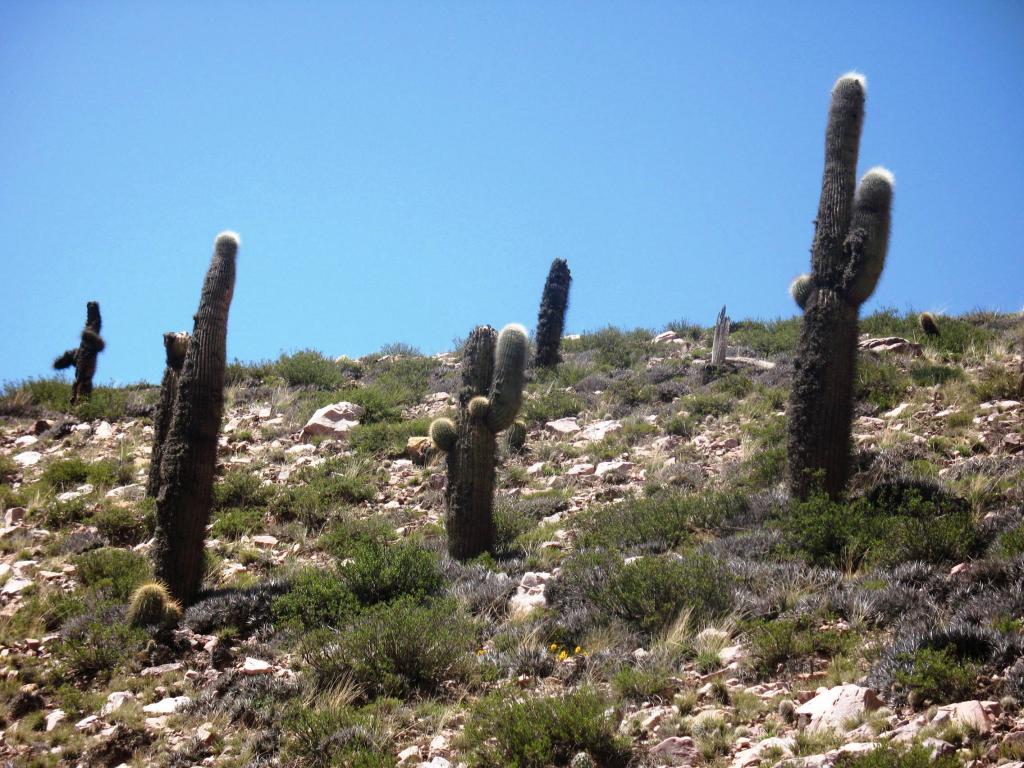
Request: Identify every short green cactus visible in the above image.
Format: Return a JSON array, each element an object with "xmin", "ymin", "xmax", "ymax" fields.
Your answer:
[
  {"xmin": 919, "ymin": 311, "xmax": 940, "ymax": 337},
  {"xmin": 789, "ymin": 274, "xmax": 813, "ymax": 310},
  {"xmin": 430, "ymin": 323, "xmax": 528, "ymax": 560},
  {"xmin": 127, "ymin": 582, "xmax": 182, "ymax": 627},
  {"xmin": 429, "ymin": 417, "xmax": 457, "ymax": 452},
  {"xmin": 788, "ymin": 74, "xmax": 894, "ymax": 501}
]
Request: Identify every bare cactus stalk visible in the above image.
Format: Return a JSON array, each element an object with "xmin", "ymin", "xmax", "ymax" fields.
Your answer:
[
  {"xmin": 53, "ymin": 301, "xmax": 105, "ymax": 404},
  {"xmin": 152, "ymin": 233, "xmax": 238, "ymax": 605},
  {"xmin": 710, "ymin": 305, "xmax": 730, "ymax": 366},
  {"xmin": 788, "ymin": 74, "xmax": 893, "ymax": 501}
]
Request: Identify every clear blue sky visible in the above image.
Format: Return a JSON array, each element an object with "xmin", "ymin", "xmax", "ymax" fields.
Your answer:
[{"xmin": 2, "ymin": 1, "xmax": 1022, "ymax": 385}]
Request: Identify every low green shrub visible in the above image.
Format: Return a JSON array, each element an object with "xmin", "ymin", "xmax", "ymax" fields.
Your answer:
[
  {"xmin": 612, "ymin": 665, "xmax": 676, "ymax": 702},
  {"xmin": 578, "ymin": 489, "xmax": 746, "ymax": 553},
  {"xmin": 214, "ymin": 470, "xmax": 272, "ymax": 510},
  {"xmin": 211, "ymin": 506, "xmax": 264, "ymax": 540},
  {"xmin": 271, "ymin": 458, "xmax": 380, "ymax": 528},
  {"xmin": 53, "ymin": 604, "xmax": 146, "ymax": 680},
  {"xmin": 728, "ymin": 317, "xmax": 800, "ymax": 356},
  {"xmin": 461, "ymin": 687, "xmax": 631, "ymax": 768},
  {"xmin": 746, "ymin": 616, "xmax": 853, "ymax": 676},
  {"xmin": 343, "ymin": 541, "xmax": 443, "ymax": 607},
  {"xmin": 856, "ymin": 356, "xmax": 910, "ymax": 411},
  {"xmin": 85, "ymin": 458, "xmax": 135, "ymax": 489},
  {"xmin": 272, "ymin": 568, "xmax": 359, "ymax": 632},
  {"xmin": 971, "ymin": 364, "xmax": 1021, "ymax": 403},
  {"xmin": 74, "ymin": 547, "xmax": 150, "ymax": 601},
  {"xmin": 681, "ymin": 391, "xmax": 733, "ymax": 419},
  {"xmin": 521, "ymin": 387, "xmax": 584, "ymax": 423},
  {"xmin": 781, "ymin": 483, "xmax": 977, "ymax": 569},
  {"xmin": 562, "ymin": 327, "xmax": 654, "ymax": 370},
  {"xmin": 834, "ymin": 743, "xmax": 960, "ymax": 768},
  {"xmin": 41, "ymin": 459, "xmax": 91, "ymax": 492},
  {"xmin": 275, "ymin": 350, "xmax": 347, "ymax": 389},
  {"xmin": 281, "ymin": 701, "xmax": 395, "ymax": 768},
  {"xmin": 92, "ymin": 499, "xmax": 155, "ymax": 545},
  {"xmin": 909, "ymin": 362, "xmax": 963, "ymax": 387},
  {"xmin": 894, "ymin": 646, "xmax": 979, "ymax": 706},
  {"xmin": 350, "ymin": 418, "xmax": 431, "ymax": 457},
  {"xmin": 600, "ymin": 553, "xmax": 733, "ymax": 636},
  {"xmin": 319, "ymin": 516, "xmax": 394, "ymax": 560},
  {"xmin": 303, "ymin": 597, "xmax": 476, "ymax": 698}
]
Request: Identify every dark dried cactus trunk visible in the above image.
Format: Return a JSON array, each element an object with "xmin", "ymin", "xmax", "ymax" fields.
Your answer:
[
  {"xmin": 54, "ymin": 301, "xmax": 105, "ymax": 404},
  {"xmin": 153, "ymin": 233, "xmax": 237, "ymax": 605},
  {"xmin": 147, "ymin": 332, "xmax": 190, "ymax": 498},
  {"xmin": 788, "ymin": 75, "xmax": 893, "ymax": 501},
  {"xmin": 534, "ymin": 259, "xmax": 571, "ymax": 368},
  {"xmin": 446, "ymin": 327, "xmax": 499, "ymax": 560}
]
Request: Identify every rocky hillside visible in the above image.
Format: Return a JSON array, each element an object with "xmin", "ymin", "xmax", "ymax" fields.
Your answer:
[{"xmin": 0, "ymin": 310, "xmax": 1022, "ymax": 768}]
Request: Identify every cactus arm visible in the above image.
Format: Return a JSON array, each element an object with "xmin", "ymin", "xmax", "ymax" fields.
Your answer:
[
  {"xmin": 53, "ymin": 349, "xmax": 78, "ymax": 370},
  {"xmin": 153, "ymin": 232, "xmax": 238, "ymax": 605},
  {"xmin": 789, "ymin": 274, "xmax": 814, "ymax": 310},
  {"xmin": 486, "ymin": 323, "xmax": 528, "ymax": 432},
  {"xmin": 842, "ymin": 167, "xmax": 894, "ymax": 305},
  {"xmin": 147, "ymin": 332, "xmax": 191, "ymax": 498}
]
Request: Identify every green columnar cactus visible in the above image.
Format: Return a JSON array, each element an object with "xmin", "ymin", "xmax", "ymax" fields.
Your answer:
[
  {"xmin": 127, "ymin": 582, "xmax": 182, "ymax": 627},
  {"xmin": 146, "ymin": 332, "xmax": 190, "ymax": 498},
  {"xmin": 153, "ymin": 232, "xmax": 238, "ymax": 605},
  {"xmin": 534, "ymin": 259, "xmax": 572, "ymax": 368},
  {"xmin": 919, "ymin": 312, "xmax": 940, "ymax": 337},
  {"xmin": 430, "ymin": 324, "xmax": 528, "ymax": 560},
  {"xmin": 788, "ymin": 74, "xmax": 893, "ymax": 501},
  {"xmin": 53, "ymin": 301, "xmax": 105, "ymax": 404},
  {"xmin": 789, "ymin": 274, "xmax": 813, "ymax": 310}
]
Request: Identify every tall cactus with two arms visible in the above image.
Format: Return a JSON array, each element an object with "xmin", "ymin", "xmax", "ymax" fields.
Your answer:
[
  {"xmin": 788, "ymin": 73, "xmax": 893, "ymax": 501},
  {"xmin": 153, "ymin": 233, "xmax": 238, "ymax": 605},
  {"xmin": 430, "ymin": 323, "xmax": 528, "ymax": 560}
]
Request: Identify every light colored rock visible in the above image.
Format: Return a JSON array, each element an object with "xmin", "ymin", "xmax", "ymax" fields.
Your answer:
[
  {"xmin": 565, "ymin": 463, "xmax": 595, "ymax": 476},
  {"xmin": 417, "ymin": 759, "xmax": 452, "ymax": 768},
  {"xmin": 594, "ymin": 460, "xmax": 634, "ymax": 479},
  {"xmin": 545, "ymin": 417, "xmax": 581, "ymax": 435},
  {"xmin": 4, "ymin": 507, "xmax": 26, "ymax": 526},
  {"xmin": 14, "ymin": 434, "xmax": 38, "ymax": 448},
  {"xmin": 653, "ymin": 331, "xmax": 679, "ymax": 343},
  {"xmin": 301, "ymin": 401, "xmax": 364, "ymax": 439},
  {"xmin": 14, "ymin": 451, "xmax": 42, "ymax": 467},
  {"xmin": 580, "ymin": 420, "xmax": 622, "ymax": 441},
  {"xmin": 406, "ymin": 436, "xmax": 431, "ymax": 463},
  {"xmin": 730, "ymin": 736, "xmax": 795, "ymax": 768},
  {"xmin": 2, "ymin": 577, "xmax": 32, "ymax": 596},
  {"xmin": 242, "ymin": 657, "xmax": 273, "ymax": 675},
  {"xmin": 142, "ymin": 695, "xmax": 191, "ymax": 715},
  {"xmin": 397, "ymin": 745, "xmax": 421, "ymax": 765},
  {"xmin": 795, "ymin": 684, "xmax": 882, "ymax": 732},
  {"xmin": 72, "ymin": 422, "xmax": 92, "ymax": 435},
  {"xmin": 94, "ymin": 421, "xmax": 115, "ymax": 439},
  {"xmin": 933, "ymin": 700, "xmax": 999, "ymax": 735},
  {"xmin": 884, "ymin": 403, "xmax": 911, "ymax": 418},
  {"xmin": 252, "ymin": 534, "xmax": 278, "ymax": 548},
  {"xmin": 105, "ymin": 484, "xmax": 145, "ymax": 501},
  {"xmin": 102, "ymin": 691, "xmax": 136, "ymax": 716},
  {"xmin": 650, "ymin": 736, "xmax": 699, "ymax": 764},
  {"xmin": 195, "ymin": 721, "xmax": 217, "ymax": 744},
  {"xmin": 76, "ymin": 714, "xmax": 100, "ymax": 731},
  {"xmin": 859, "ymin": 336, "xmax": 923, "ymax": 357},
  {"xmin": 508, "ymin": 591, "xmax": 546, "ymax": 619},
  {"xmin": 45, "ymin": 709, "xmax": 66, "ymax": 731}
]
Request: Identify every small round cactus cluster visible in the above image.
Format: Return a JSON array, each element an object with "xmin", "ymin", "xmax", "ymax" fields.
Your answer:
[
  {"xmin": 919, "ymin": 311, "xmax": 941, "ymax": 337},
  {"xmin": 128, "ymin": 582, "xmax": 183, "ymax": 628}
]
